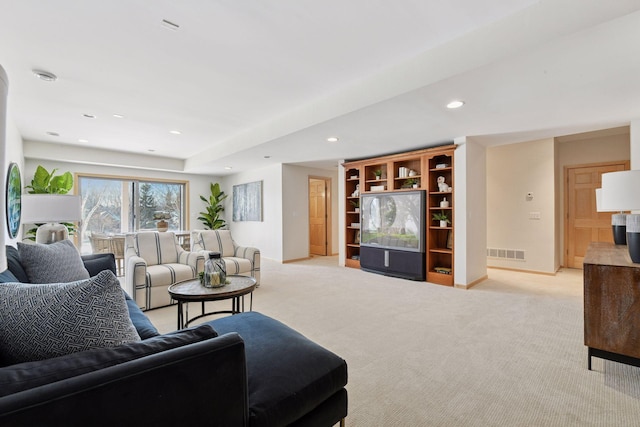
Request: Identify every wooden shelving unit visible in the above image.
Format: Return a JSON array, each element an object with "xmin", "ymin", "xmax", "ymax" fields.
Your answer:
[
  {"xmin": 342, "ymin": 145, "xmax": 456, "ymax": 286},
  {"xmin": 345, "ymin": 168, "xmax": 361, "ymax": 268}
]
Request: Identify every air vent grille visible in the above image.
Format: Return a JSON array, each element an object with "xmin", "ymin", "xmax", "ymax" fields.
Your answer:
[{"xmin": 487, "ymin": 248, "xmax": 525, "ymax": 261}]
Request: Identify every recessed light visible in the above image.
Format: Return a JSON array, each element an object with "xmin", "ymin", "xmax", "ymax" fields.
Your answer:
[
  {"xmin": 113, "ymin": 114, "xmax": 124, "ymax": 119},
  {"xmin": 161, "ymin": 19, "xmax": 180, "ymax": 31},
  {"xmin": 169, "ymin": 130, "xmax": 181, "ymax": 135},
  {"xmin": 78, "ymin": 138, "xmax": 89, "ymax": 143},
  {"xmin": 264, "ymin": 155, "xmax": 271, "ymax": 159},
  {"xmin": 327, "ymin": 137, "xmax": 339, "ymax": 143},
  {"xmin": 446, "ymin": 100, "xmax": 465, "ymax": 109},
  {"xmin": 83, "ymin": 113, "xmax": 96, "ymax": 119},
  {"xmin": 148, "ymin": 149, "xmax": 156, "ymax": 152},
  {"xmin": 224, "ymin": 166, "xmax": 233, "ymax": 170},
  {"xmin": 46, "ymin": 131, "xmax": 59, "ymax": 137},
  {"xmin": 32, "ymin": 69, "xmax": 57, "ymax": 82}
]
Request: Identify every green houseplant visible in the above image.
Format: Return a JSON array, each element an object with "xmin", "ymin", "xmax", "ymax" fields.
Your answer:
[
  {"xmin": 198, "ymin": 182, "xmax": 228, "ymax": 230},
  {"xmin": 432, "ymin": 211, "xmax": 450, "ymax": 228},
  {"xmin": 24, "ymin": 166, "xmax": 77, "ymax": 240}
]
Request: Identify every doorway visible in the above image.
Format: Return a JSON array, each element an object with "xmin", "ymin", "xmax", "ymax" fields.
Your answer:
[
  {"xmin": 565, "ymin": 161, "xmax": 629, "ymax": 268},
  {"xmin": 309, "ymin": 177, "xmax": 331, "ymax": 256}
]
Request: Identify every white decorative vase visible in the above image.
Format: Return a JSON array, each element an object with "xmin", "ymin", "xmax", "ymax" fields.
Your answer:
[{"xmin": 440, "ymin": 220, "xmax": 448, "ymax": 228}]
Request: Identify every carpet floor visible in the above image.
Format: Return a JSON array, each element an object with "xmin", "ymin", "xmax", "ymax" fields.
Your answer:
[{"xmin": 145, "ymin": 256, "xmax": 640, "ymax": 426}]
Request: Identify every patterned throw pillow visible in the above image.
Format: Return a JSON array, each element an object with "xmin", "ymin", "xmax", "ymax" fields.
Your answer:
[
  {"xmin": 17, "ymin": 240, "xmax": 90, "ymax": 283},
  {"xmin": 0, "ymin": 270, "xmax": 140, "ymax": 365}
]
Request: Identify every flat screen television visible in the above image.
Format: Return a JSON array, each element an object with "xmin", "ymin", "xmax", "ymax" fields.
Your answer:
[{"xmin": 360, "ymin": 190, "xmax": 425, "ymax": 253}]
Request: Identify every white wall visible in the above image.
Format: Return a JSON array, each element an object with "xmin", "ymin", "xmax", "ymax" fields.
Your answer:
[
  {"xmin": 487, "ymin": 138, "xmax": 556, "ymax": 273},
  {"xmin": 222, "ymin": 164, "xmax": 284, "ymax": 262},
  {"xmin": 282, "ymin": 164, "xmax": 339, "ymax": 260},
  {"xmin": 23, "ymin": 159, "xmax": 219, "ymax": 234}
]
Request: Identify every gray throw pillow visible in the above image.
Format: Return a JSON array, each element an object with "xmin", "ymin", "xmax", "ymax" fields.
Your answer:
[
  {"xmin": 0, "ymin": 270, "xmax": 140, "ymax": 365},
  {"xmin": 17, "ymin": 240, "xmax": 90, "ymax": 283}
]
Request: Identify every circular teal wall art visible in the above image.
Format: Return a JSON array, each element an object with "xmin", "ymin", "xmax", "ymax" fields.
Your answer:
[{"xmin": 6, "ymin": 162, "xmax": 21, "ymax": 239}]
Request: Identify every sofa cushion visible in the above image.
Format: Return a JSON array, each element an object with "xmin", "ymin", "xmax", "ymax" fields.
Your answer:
[
  {"xmin": 81, "ymin": 252, "xmax": 117, "ymax": 277},
  {"xmin": 211, "ymin": 312, "xmax": 348, "ymax": 427},
  {"xmin": 125, "ymin": 292, "xmax": 159, "ymax": 339},
  {"xmin": 17, "ymin": 240, "xmax": 90, "ymax": 283},
  {"xmin": 0, "ymin": 270, "xmax": 140, "ymax": 366},
  {"xmin": 0, "ymin": 269, "xmax": 19, "ymax": 283},
  {"xmin": 6, "ymin": 245, "xmax": 29, "ymax": 283},
  {"xmin": 0, "ymin": 323, "xmax": 218, "ymax": 397}
]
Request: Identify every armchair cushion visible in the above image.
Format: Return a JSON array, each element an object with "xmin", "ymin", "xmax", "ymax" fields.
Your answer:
[
  {"xmin": 0, "ymin": 271, "xmax": 140, "ymax": 366},
  {"xmin": 17, "ymin": 240, "xmax": 89, "ymax": 283},
  {"xmin": 192, "ymin": 229, "xmax": 235, "ymax": 257},
  {"xmin": 0, "ymin": 323, "xmax": 217, "ymax": 397}
]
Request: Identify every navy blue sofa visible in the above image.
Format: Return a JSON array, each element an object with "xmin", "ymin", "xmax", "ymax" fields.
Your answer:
[{"xmin": 0, "ymin": 246, "xmax": 348, "ymax": 426}]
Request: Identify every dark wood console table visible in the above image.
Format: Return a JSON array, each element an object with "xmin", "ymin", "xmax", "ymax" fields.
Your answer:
[{"xmin": 584, "ymin": 242, "xmax": 640, "ymax": 370}]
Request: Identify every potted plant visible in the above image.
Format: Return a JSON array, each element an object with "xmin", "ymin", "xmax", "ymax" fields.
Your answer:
[
  {"xmin": 373, "ymin": 169, "xmax": 382, "ymax": 180},
  {"xmin": 350, "ymin": 199, "xmax": 360, "ymax": 213},
  {"xmin": 432, "ymin": 211, "xmax": 451, "ymax": 228},
  {"xmin": 198, "ymin": 182, "xmax": 228, "ymax": 229},
  {"xmin": 153, "ymin": 211, "xmax": 171, "ymax": 232},
  {"xmin": 402, "ymin": 178, "xmax": 418, "ymax": 189}
]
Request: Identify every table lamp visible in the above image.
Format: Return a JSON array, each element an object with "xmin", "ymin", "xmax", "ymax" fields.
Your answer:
[
  {"xmin": 601, "ymin": 170, "xmax": 640, "ymax": 263},
  {"xmin": 21, "ymin": 194, "xmax": 82, "ymax": 244},
  {"xmin": 595, "ymin": 188, "xmax": 627, "ymax": 245}
]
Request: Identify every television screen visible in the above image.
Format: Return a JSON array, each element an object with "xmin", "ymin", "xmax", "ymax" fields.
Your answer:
[{"xmin": 360, "ymin": 190, "xmax": 425, "ymax": 252}]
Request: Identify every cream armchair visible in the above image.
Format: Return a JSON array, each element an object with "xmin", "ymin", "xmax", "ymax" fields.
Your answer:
[
  {"xmin": 191, "ymin": 230, "xmax": 260, "ymax": 286},
  {"xmin": 125, "ymin": 231, "xmax": 205, "ymax": 311}
]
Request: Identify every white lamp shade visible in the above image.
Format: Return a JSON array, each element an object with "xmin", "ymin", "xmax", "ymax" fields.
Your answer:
[
  {"xmin": 21, "ymin": 194, "xmax": 82, "ymax": 223},
  {"xmin": 601, "ymin": 170, "xmax": 640, "ymax": 212}
]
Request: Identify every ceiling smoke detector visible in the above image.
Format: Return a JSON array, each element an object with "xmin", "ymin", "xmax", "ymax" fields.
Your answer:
[{"xmin": 32, "ymin": 69, "xmax": 57, "ymax": 82}]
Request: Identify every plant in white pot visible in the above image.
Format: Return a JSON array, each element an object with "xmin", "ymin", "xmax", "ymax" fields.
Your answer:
[{"xmin": 432, "ymin": 211, "xmax": 451, "ymax": 228}]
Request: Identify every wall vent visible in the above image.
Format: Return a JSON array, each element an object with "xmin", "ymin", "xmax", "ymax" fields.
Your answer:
[{"xmin": 487, "ymin": 248, "xmax": 525, "ymax": 261}]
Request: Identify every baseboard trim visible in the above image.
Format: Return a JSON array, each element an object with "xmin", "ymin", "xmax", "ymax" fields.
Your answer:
[
  {"xmin": 487, "ymin": 266, "xmax": 557, "ymax": 276},
  {"xmin": 454, "ymin": 275, "xmax": 488, "ymax": 290},
  {"xmin": 283, "ymin": 256, "xmax": 312, "ymax": 264}
]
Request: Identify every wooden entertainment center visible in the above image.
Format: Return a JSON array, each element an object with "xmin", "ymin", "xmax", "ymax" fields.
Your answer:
[
  {"xmin": 583, "ymin": 242, "xmax": 640, "ymax": 369},
  {"xmin": 343, "ymin": 145, "xmax": 456, "ymax": 286}
]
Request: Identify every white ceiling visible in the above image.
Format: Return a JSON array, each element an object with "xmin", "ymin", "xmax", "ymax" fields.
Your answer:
[{"xmin": 1, "ymin": 0, "xmax": 640, "ymax": 175}]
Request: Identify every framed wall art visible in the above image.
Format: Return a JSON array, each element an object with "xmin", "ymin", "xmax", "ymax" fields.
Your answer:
[
  {"xmin": 232, "ymin": 180, "xmax": 263, "ymax": 222},
  {"xmin": 5, "ymin": 162, "xmax": 21, "ymax": 238}
]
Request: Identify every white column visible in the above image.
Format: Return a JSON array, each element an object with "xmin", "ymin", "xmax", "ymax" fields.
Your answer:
[
  {"xmin": 631, "ymin": 119, "xmax": 640, "ymax": 169},
  {"xmin": 0, "ymin": 65, "xmax": 8, "ymax": 270}
]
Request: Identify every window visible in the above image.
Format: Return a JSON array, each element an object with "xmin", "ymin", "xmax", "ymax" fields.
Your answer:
[{"xmin": 77, "ymin": 174, "xmax": 188, "ymax": 254}]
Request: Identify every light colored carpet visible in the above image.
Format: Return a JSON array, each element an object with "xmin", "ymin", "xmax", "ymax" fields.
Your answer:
[{"xmin": 145, "ymin": 256, "xmax": 640, "ymax": 426}]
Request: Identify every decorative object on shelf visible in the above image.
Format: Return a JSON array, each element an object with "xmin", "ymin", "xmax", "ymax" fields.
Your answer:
[
  {"xmin": 350, "ymin": 222, "xmax": 360, "ymax": 228},
  {"xmin": 437, "ymin": 176, "xmax": 451, "ymax": 192},
  {"xmin": 435, "ymin": 163, "xmax": 448, "ymax": 169},
  {"xmin": 408, "ymin": 169, "xmax": 417, "ymax": 177},
  {"xmin": 434, "ymin": 266, "xmax": 451, "ymax": 274},
  {"xmin": 354, "ymin": 230, "xmax": 360, "ymax": 244},
  {"xmin": 233, "ymin": 180, "xmax": 263, "ymax": 222},
  {"xmin": 350, "ymin": 174, "xmax": 358, "ymax": 180},
  {"xmin": 370, "ymin": 185, "xmax": 385, "ymax": 192},
  {"xmin": 398, "ymin": 167, "xmax": 408, "ymax": 178},
  {"xmin": 153, "ymin": 211, "xmax": 171, "ymax": 231},
  {"xmin": 198, "ymin": 182, "xmax": 228, "ymax": 230},
  {"xmin": 432, "ymin": 211, "xmax": 450, "ymax": 228},
  {"xmin": 23, "ymin": 165, "xmax": 77, "ymax": 242},
  {"xmin": 440, "ymin": 197, "xmax": 449, "ymax": 208},
  {"xmin": 446, "ymin": 230, "xmax": 453, "ymax": 249},
  {"xmin": 350, "ymin": 199, "xmax": 360, "ymax": 213},
  {"xmin": 351, "ymin": 184, "xmax": 360, "ymax": 197},
  {"xmin": 373, "ymin": 169, "xmax": 382, "ymax": 180},
  {"xmin": 601, "ymin": 170, "xmax": 640, "ymax": 262},
  {"xmin": 5, "ymin": 162, "xmax": 21, "ymax": 239},
  {"xmin": 21, "ymin": 194, "xmax": 82, "ymax": 244}
]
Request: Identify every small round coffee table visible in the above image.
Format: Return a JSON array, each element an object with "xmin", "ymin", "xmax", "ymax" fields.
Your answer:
[{"xmin": 168, "ymin": 275, "xmax": 257, "ymax": 329}]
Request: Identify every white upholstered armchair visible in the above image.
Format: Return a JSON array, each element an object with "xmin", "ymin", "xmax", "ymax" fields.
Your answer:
[
  {"xmin": 125, "ymin": 231, "xmax": 205, "ymax": 311},
  {"xmin": 191, "ymin": 230, "xmax": 260, "ymax": 286}
]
